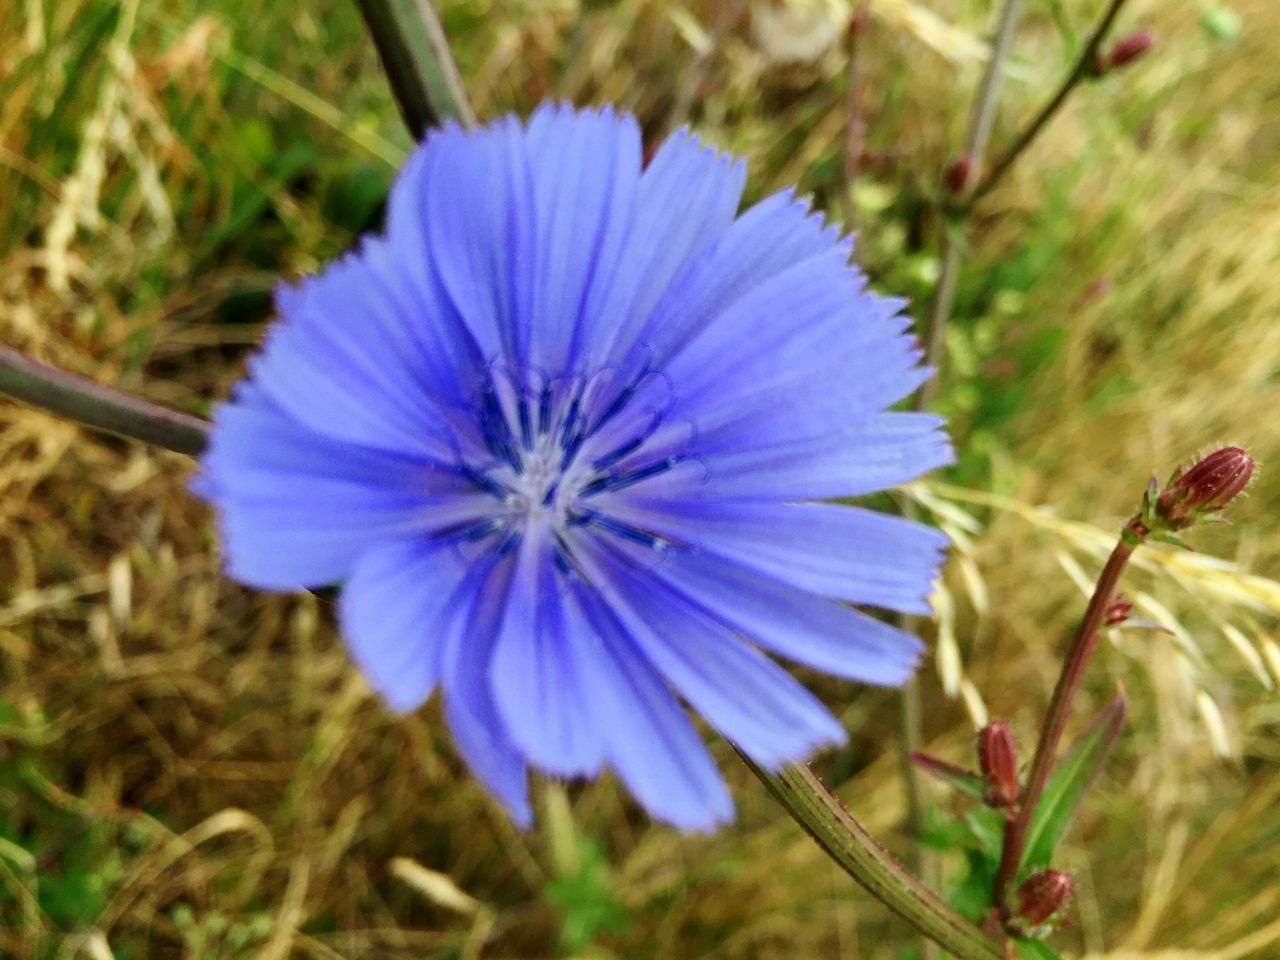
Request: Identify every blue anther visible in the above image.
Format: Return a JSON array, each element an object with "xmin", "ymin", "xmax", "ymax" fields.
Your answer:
[
  {"xmin": 592, "ymin": 435, "xmax": 644, "ymax": 470},
  {"xmin": 587, "ymin": 513, "xmax": 668, "ymax": 549},
  {"xmin": 589, "ymin": 381, "xmax": 638, "ymax": 436},
  {"xmin": 493, "ymin": 527, "xmax": 522, "ymax": 557},
  {"xmin": 518, "ymin": 396, "xmax": 533, "ymax": 450},
  {"xmin": 559, "ymin": 428, "xmax": 587, "ymax": 471},
  {"xmin": 538, "ymin": 384, "xmax": 553, "ymax": 435},
  {"xmin": 459, "ymin": 463, "xmax": 507, "ymax": 500},
  {"xmin": 433, "ymin": 516, "xmax": 502, "ymax": 545},
  {"xmin": 552, "ymin": 535, "xmax": 578, "ymax": 579},
  {"xmin": 580, "ymin": 457, "xmax": 677, "ymax": 497}
]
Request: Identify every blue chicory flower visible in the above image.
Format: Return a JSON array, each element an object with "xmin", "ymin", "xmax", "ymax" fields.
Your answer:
[{"xmin": 196, "ymin": 104, "xmax": 952, "ymax": 831}]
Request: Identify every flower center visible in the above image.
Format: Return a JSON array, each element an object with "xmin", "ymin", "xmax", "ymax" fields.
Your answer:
[{"xmin": 448, "ymin": 369, "xmax": 682, "ymax": 566}]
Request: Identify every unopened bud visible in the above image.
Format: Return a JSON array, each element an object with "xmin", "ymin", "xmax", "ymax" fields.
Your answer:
[
  {"xmin": 849, "ymin": 4, "xmax": 871, "ymax": 38},
  {"xmin": 1014, "ymin": 870, "xmax": 1075, "ymax": 926},
  {"xmin": 1104, "ymin": 592, "xmax": 1133, "ymax": 626},
  {"xmin": 944, "ymin": 155, "xmax": 972, "ymax": 194},
  {"xmin": 1157, "ymin": 446, "xmax": 1255, "ymax": 527},
  {"xmin": 1106, "ymin": 29, "xmax": 1155, "ymax": 70},
  {"xmin": 977, "ymin": 722, "xmax": 1019, "ymax": 808}
]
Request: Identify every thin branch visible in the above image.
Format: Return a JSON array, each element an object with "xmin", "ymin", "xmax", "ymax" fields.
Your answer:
[
  {"xmin": 355, "ymin": 0, "xmax": 476, "ymax": 139},
  {"xmin": 739, "ymin": 752, "xmax": 1004, "ymax": 960},
  {"xmin": 966, "ymin": 0, "xmax": 1129, "ymax": 208},
  {"xmin": 991, "ymin": 533, "xmax": 1137, "ymax": 908},
  {"xmin": 841, "ymin": 5, "xmax": 870, "ymax": 233},
  {"xmin": 918, "ymin": 0, "xmax": 1026, "ymax": 408},
  {"xmin": 0, "ymin": 347, "xmax": 209, "ymax": 456}
]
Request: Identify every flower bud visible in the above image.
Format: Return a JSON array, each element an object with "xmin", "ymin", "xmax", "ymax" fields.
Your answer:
[
  {"xmin": 977, "ymin": 722, "xmax": 1019, "ymax": 808},
  {"xmin": 849, "ymin": 4, "xmax": 871, "ymax": 38},
  {"xmin": 1156, "ymin": 446, "xmax": 1255, "ymax": 527},
  {"xmin": 1014, "ymin": 869, "xmax": 1075, "ymax": 926},
  {"xmin": 1105, "ymin": 29, "xmax": 1155, "ymax": 71},
  {"xmin": 944, "ymin": 155, "xmax": 972, "ymax": 194}
]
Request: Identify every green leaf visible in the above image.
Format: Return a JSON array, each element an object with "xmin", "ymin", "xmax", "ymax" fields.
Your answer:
[
  {"xmin": 909, "ymin": 752, "xmax": 986, "ymax": 800},
  {"xmin": 1020, "ymin": 691, "xmax": 1127, "ymax": 874},
  {"xmin": 1014, "ymin": 939, "xmax": 1063, "ymax": 960},
  {"xmin": 949, "ymin": 848, "xmax": 1000, "ymax": 923},
  {"xmin": 545, "ymin": 833, "xmax": 631, "ymax": 953}
]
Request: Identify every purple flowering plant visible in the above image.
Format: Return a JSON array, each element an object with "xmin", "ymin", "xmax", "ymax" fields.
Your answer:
[
  {"xmin": 0, "ymin": 6, "xmax": 1251, "ymax": 957},
  {"xmin": 195, "ymin": 105, "xmax": 952, "ymax": 831}
]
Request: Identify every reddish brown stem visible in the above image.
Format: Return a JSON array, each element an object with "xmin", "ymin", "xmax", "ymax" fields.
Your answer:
[{"xmin": 991, "ymin": 533, "xmax": 1138, "ymax": 910}]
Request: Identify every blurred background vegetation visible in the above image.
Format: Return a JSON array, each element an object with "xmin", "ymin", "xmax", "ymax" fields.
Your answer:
[{"xmin": 1, "ymin": 0, "xmax": 1278, "ymax": 956}]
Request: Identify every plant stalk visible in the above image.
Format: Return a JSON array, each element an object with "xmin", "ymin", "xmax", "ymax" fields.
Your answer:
[
  {"xmin": 0, "ymin": 346, "xmax": 210, "ymax": 456},
  {"xmin": 919, "ymin": 0, "xmax": 1026, "ymax": 408},
  {"xmin": 991, "ymin": 531, "xmax": 1138, "ymax": 908},
  {"xmin": 740, "ymin": 753, "xmax": 1004, "ymax": 960},
  {"xmin": 965, "ymin": 0, "xmax": 1130, "ymax": 208},
  {"xmin": 355, "ymin": 0, "xmax": 476, "ymax": 139}
]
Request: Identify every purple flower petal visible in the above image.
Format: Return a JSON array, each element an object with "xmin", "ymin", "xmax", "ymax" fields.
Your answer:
[
  {"xmin": 570, "ymin": 581, "xmax": 734, "ymax": 831},
  {"xmin": 596, "ymin": 498, "xmax": 949, "ymax": 614},
  {"xmin": 339, "ymin": 538, "xmax": 469, "ymax": 713},
  {"xmin": 488, "ymin": 525, "xmax": 606, "ymax": 777},
  {"xmin": 440, "ymin": 558, "xmax": 533, "ymax": 827},
  {"xmin": 199, "ymin": 388, "xmax": 489, "ymax": 589},
  {"xmin": 573, "ymin": 535, "xmax": 847, "ymax": 769}
]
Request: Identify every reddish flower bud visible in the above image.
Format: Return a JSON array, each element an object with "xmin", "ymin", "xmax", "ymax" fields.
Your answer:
[
  {"xmin": 1157, "ymin": 446, "xmax": 1255, "ymax": 527},
  {"xmin": 944, "ymin": 155, "xmax": 972, "ymax": 194},
  {"xmin": 1014, "ymin": 870, "xmax": 1075, "ymax": 926},
  {"xmin": 977, "ymin": 722, "xmax": 1019, "ymax": 808},
  {"xmin": 849, "ymin": 4, "xmax": 871, "ymax": 38},
  {"xmin": 1104, "ymin": 592, "xmax": 1133, "ymax": 626},
  {"xmin": 1106, "ymin": 29, "xmax": 1155, "ymax": 71}
]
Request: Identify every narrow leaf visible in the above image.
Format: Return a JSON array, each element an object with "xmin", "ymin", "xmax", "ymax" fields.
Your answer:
[
  {"xmin": 1014, "ymin": 939, "xmax": 1063, "ymax": 960},
  {"xmin": 910, "ymin": 752, "xmax": 986, "ymax": 800},
  {"xmin": 1020, "ymin": 690, "xmax": 1127, "ymax": 874}
]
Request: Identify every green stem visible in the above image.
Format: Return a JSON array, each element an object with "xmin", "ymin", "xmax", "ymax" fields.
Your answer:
[
  {"xmin": 355, "ymin": 0, "xmax": 476, "ymax": 139},
  {"xmin": 740, "ymin": 753, "xmax": 1004, "ymax": 960},
  {"xmin": 919, "ymin": 0, "xmax": 1026, "ymax": 408},
  {"xmin": 0, "ymin": 346, "xmax": 209, "ymax": 455}
]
